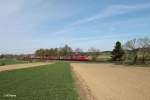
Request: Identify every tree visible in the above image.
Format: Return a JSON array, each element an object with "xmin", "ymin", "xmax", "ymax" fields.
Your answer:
[
  {"xmin": 35, "ymin": 49, "xmax": 46, "ymax": 60},
  {"xmin": 88, "ymin": 47, "xmax": 100, "ymax": 54},
  {"xmin": 58, "ymin": 47, "xmax": 64, "ymax": 57},
  {"xmin": 111, "ymin": 41, "xmax": 124, "ymax": 61},
  {"xmin": 138, "ymin": 37, "xmax": 150, "ymax": 63},
  {"xmin": 44, "ymin": 49, "xmax": 49, "ymax": 57},
  {"xmin": 88, "ymin": 47, "xmax": 100, "ymax": 61},
  {"xmin": 75, "ymin": 48, "xmax": 83, "ymax": 54},
  {"xmin": 62, "ymin": 45, "xmax": 73, "ymax": 56},
  {"xmin": 124, "ymin": 39, "xmax": 139, "ymax": 64},
  {"xmin": 35, "ymin": 49, "xmax": 44, "ymax": 57}
]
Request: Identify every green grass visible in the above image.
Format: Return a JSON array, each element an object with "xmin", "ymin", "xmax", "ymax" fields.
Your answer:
[
  {"xmin": 0, "ymin": 62, "xmax": 78, "ymax": 100},
  {"xmin": 97, "ymin": 54, "xmax": 111, "ymax": 61},
  {"xmin": 0, "ymin": 59, "xmax": 28, "ymax": 66}
]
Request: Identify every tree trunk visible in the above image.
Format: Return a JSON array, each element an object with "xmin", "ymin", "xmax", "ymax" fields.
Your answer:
[
  {"xmin": 142, "ymin": 54, "xmax": 145, "ymax": 63},
  {"xmin": 133, "ymin": 55, "xmax": 137, "ymax": 64}
]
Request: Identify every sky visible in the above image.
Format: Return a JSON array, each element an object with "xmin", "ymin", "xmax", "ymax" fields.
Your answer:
[{"xmin": 0, "ymin": 0, "xmax": 150, "ymax": 54}]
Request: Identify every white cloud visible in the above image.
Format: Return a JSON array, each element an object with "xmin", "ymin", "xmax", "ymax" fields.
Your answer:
[
  {"xmin": 0, "ymin": 0, "xmax": 82, "ymax": 39},
  {"xmin": 71, "ymin": 3, "xmax": 150, "ymax": 26},
  {"xmin": 0, "ymin": 1, "xmax": 150, "ymax": 54},
  {"xmin": 52, "ymin": 3, "xmax": 150, "ymax": 36}
]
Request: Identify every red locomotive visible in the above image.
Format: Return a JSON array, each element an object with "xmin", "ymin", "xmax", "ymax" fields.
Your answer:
[{"xmin": 71, "ymin": 54, "xmax": 89, "ymax": 61}]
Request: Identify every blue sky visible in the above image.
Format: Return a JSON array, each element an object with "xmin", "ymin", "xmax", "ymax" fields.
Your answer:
[{"xmin": 0, "ymin": 0, "xmax": 150, "ymax": 54}]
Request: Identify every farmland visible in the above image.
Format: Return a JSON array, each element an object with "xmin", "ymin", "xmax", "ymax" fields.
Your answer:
[
  {"xmin": 0, "ymin": 61, "xmax": 150, "ymax": 100},
  {"xmin": 0, "ymin": 62, "xmax": 78, "ymax": 100},
  {"xmin": 0, "ymin": 62, "xmax": 52, "ymax": 72},
  {"xmin": 97, "ymin": 54, "xmax": 111, "ymax": 62},
  {"xmin": 72, "ymin": 63, "xmax": 150, "ymax": 100},
  {"xmin": 0, "ymin": 58, "xmax": 28, "ymax": 66}
]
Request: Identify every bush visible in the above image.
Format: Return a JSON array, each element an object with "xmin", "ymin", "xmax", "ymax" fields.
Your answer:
[
  {"xmin": 0, "ymin": 62, "xmax": 6, "ymax": 66},
  {"xmin": 92, "ymin": 55, "xmax": 97, "ymax": 61}
]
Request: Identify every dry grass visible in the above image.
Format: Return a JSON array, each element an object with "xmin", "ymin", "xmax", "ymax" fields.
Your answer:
[{"xmin": 0, "ymin": 62, "xmax": 52, "ymax": 72}]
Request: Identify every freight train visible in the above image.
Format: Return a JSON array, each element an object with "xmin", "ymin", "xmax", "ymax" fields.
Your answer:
[{"xmin": 29, "ymin": 54, "xmax": 89, "ymax": 61}]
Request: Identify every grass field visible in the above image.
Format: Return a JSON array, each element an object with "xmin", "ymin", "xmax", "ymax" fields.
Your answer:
[
  {"xmin": 0, "ymin": 59, "xmax": 28, "ymax": 66},
  {"xmin": 97, "ymin": 54, "xmax": 111, "ymax": 61},
  {"xmin": 0, "ymin": 62, "xmax": 78, "ymax": 100}
]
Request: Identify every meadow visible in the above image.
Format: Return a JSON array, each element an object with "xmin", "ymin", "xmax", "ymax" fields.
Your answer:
[
  {"xmin": 0, "ymin": 58, "xmax": 28, "ymax": 66},
  {"xmin": 0, "ymin": 62, "xmax": 78, "ymax": 100},
  {"xmin": 97, "ymin": 54, "xmax": 111, "ymax": 62}
]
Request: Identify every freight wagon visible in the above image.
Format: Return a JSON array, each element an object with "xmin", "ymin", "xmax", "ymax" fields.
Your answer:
[{"xmin": 29, "ymin": 54, "xmax": 89, "ymax": 61}]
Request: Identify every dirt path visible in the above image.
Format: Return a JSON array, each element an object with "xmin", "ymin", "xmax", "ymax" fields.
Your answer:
[
  {"xmin": 71, "ymin": 63, "xmax": 150, "ymax": 100},
  {"xmin": 0, "ymin": 62, "xmax": 53, "ymax": 72}
]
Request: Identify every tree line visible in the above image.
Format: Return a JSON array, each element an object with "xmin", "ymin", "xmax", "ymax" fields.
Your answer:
[
  {"xmin": 35, "ymin": 45, "xmax": 73, "ymax": 58},
  {"xmin": 111, "ymin": 37, "xmax": 150, "ymax": 64},
  {"xmin": 35, "ymin": 45, "xmax": 100, "ymax": 60},
  {"xmin": 34, "ymin": 37, "xmax": 150, "ymax": 64}
]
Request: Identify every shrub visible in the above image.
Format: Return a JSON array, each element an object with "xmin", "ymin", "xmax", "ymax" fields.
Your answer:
[{"xmin": 0, "ymin": 62, "xmax": 6, "ymax": 66}]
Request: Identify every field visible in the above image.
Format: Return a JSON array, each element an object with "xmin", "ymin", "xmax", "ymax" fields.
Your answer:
[
  {"xmin": 1, "ymin": 61, "xmax": 150, "ymax": 100},
  {"xmin": 72, "ymin": 63, "xmax": 150, "ymax": 100},
  {"xmin": 0, "ymin": 62, "xmax": 78, "ymax": 100},
  {"xmin": 0, "ymin": 62, "xmax": 52, "ymax": 72},
  {"xmin": 97, "ymin": 54, "xmax": 111, "ymax": 62},
  {"xmin": 0, "ymin": 58, "xmax": 28, "ymax": 66}
]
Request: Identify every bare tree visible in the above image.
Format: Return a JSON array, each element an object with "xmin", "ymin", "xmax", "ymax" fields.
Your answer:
[
  {"xmin": 63, "ymin": 45, "xmax": 73, "ymax": 56},
  {"xmin": 138, "ymin": 37, "xmax": 150, "ymax": 63},
  {"xmin": 75, "ymin": 48, "xmax": 83, "ymax": 54},
  {"xmin": 88, "ymin": 47, "xmax": 100, "ymax": 61},
  {"xmin": 124, "ymin": 39, "xmax": 139, "ymax": 64},
  {"xmin": 88, "ymin": 47, "xmax": 100, "ymax": 54}
]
